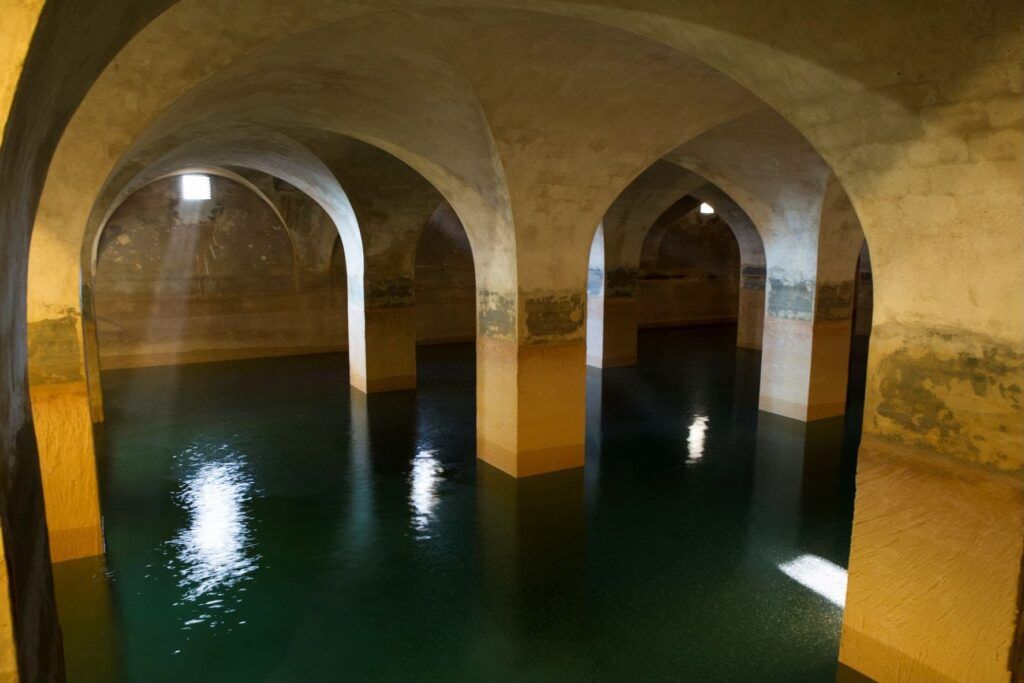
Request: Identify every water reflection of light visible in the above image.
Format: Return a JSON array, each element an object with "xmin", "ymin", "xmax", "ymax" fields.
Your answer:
[
  {"xmin": 686, "ymin": 416, "xmax": 709, "ymax": 463},
  {"xmin": 778, "ymin": 554, "xmax": 847, "ymax": 607},
  {"xmin": 169, "ymin": 456, "xmax": 258, "ymax": 613},
  {"xmin": 409, "ymin": 449, "xmax": 444, "ymax": 536}
]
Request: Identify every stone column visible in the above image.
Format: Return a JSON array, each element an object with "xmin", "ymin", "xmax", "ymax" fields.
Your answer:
[
  {"xmin": 736, "ymin": 265, "xmax": 766, "ymax": 349},
  {"xmin": 852, "ymin": 244, "xmax": 872, "ymax": 338},
  {"xmin": 759, "ymin": 276, "xmax": 859, "ymax": 421},
  {"xmin": 264, "ymin": 179, "xmax": 348, "ymax": 354},
  {"xmin": 759, "ymin": 177, "xmax": 864, "ymax": 422},
  {"xmin": 349, "ymin": 275, "xmax": 417, "ymax": 393},
  {"xmin": 586, "ymin": 225, "xmax": 639, "ymax": 368},
  {"xmin": 310, "ymin": 136, "xmax": 442, "ymax": 394},
  {"xmin": 81, "ymin": 281, "xmax": 105, "ymax": 423},
  {"xmin": 26, "ymin": 310, "xmax": 105, "ymax": 563},
  {"xmin": 586, "ymin": 162, "xmax": 704, "ymax": 368},
  {"xmin": 478, "ymin": 289, "xmax": 587, "ymax": 478}
]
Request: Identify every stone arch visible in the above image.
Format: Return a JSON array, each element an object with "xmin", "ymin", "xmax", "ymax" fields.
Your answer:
[
  {"xmin": 89, "ymin": 173, "xmax": 302, "ymax": 369},
  {"xmin": 80, "ymin": 166, "xmax": 302, "ymax": 422},
  {"xmin": 586, "ymin": 169, "xmax": 768, "ymax": 368},
  {"xmin": 636, "ymin": 198, "xmax": 742, "ymax": 332},
  {"xmin": 0, "ymin": 5, "xmax": 1018, "ymax": 681},
  {"xmin": 414, "ymin": 202, "xmax": 478, "ymax": 346}
]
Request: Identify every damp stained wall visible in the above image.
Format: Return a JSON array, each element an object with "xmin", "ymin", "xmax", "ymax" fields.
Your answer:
[
  {"xmin": 94, "ymin": 178, "xmax": 477, "ymax": 371},
  {"xmin": 415, "ymin": 203, "xmax": 476, "ymax": 344},
  {"xmin": 638, "ymin": 210, "xmax": 740, "ymax": 329},
  {"xmin": 93, "ymin": 176, "xmax": 342, "ymax": 368}
]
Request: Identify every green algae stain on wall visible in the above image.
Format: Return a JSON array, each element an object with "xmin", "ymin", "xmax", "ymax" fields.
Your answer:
[
  {"xmin": 872, "ymin": 324, "xmax": 1024, "ymax": 470},
  {"xmin": 524, "ymin": 292, "xmax": 585, "ymax": 342},
  {"xmin": 28, "ymin": 311, "xmax": 85, "ymax": 384},
  {"xmin": 478, "ymin": 290, "xmax": 516, "ymax": 341}
]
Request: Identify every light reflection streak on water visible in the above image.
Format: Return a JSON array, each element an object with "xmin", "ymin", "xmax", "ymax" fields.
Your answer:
[
  {"xmin": 778, "ymin": 554, "xmax": 848, "ymax": 607},
  {"xmin": 409, "ymin": 449, "xmax": 444, "ymax": 537},
  {"xmin": 686, "ymin": 415, "xmax": 709, "ymax": 463},
  {"xmin": 167, "ymin": 448, "xmax": 258, "ymax": 626}
]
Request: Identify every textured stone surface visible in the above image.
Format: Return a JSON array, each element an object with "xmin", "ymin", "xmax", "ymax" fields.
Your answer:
[
  {"xmin": 1, "ymin": 1, "xmax": 1022, "ymax": 679},
  {"xmin": 841, "ymin": 439, "xmax": 1024, "ymax": 682}
]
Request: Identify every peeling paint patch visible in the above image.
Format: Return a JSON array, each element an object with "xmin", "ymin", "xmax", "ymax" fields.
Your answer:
[
  {"xmin": 871, "ymin": 323, "xmax": 1024, "ymax": 470},
  {"xmin": 524, "ymin": 292, "xmax": 585, "ymax": 342},
  {"xmin": 814, "ymin": 280, "xmax": 855, "ymax": 321},
  {"xmin": 767, "ymin": 275, "xmax": 813, "ymax": 320},
  {"xmin": 27, "ymin": 312, "xmax": 85, "ymax": 384},
  {"xmin": 364, "ymin": 276, "xmax": 413, "ymax": 308},
  {"xmin": 478, "ymin": 289, "xmax": 516, "ymax": 340},
  {"xmin": 605, "ymin": 267, "xmax": 638, "ymax": 298},
  {"xmin": 740, "ymin": 265, "xmax": 766, "ymax": 291}
]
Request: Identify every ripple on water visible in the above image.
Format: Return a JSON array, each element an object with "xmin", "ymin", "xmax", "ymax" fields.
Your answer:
[{"xmin": 165, "ymin": 447, "xmax": 259, "ymax": 628}]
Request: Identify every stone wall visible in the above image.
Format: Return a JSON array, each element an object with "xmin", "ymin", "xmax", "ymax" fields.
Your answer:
[
  {"xmin": 93, "ymin": 179, "xmax": 476, "ymax": 371},
  {"xmin": 94, "ymin": 176, "xmax": 344, "ymax": 369},
  {"xmin": 415, "ymin": 203, "xmax": 475, "ymax": 344},
  {"xmin": 638, "ymin": 209, "xmax": 740, "ymax": 329}
]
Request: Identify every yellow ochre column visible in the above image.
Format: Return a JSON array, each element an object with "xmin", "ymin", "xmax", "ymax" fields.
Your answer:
[
  {"xmin": 477, "ymin": 289, "xmax": 586, "ymax": 478},
  {"xmin": 27, "ymin": 311, "xmax": 105, "ymax": 563}
]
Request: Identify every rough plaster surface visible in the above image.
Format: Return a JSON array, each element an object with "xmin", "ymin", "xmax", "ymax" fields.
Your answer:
[{"xmin": 1, "ymin": 1, "xmax": 1022, "ymax": 680}]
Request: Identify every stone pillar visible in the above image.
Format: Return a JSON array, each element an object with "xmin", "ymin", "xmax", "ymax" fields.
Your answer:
[
  {"xmin": 839, "ymin": 326, "xmax": 1024, "ymax": 683},
  {"xmin": 310, "ymin": 137, "xmax": 442, "ymax": 394},
  {"xmin": 81, "ymin": 281, "xmax": 105, "ymax": 423},
  {"xmin": 852, "ymin": 244, "xmax": 872, "ymax": 338},
  {"xmin": 759, "ymin": 177, "xmax": 864, "ymax": 422},
  {"xmin": 586, "ymin": 163, "xmax": 705, "ymax": 369},
  {"xmin": 478, "ymin": 289, "xmax": 587, "ymax": 478},
  {"xmin": 27, "ymin": 312, "xmax": 105, "ymax": 562},
  {"xmin": 349, "ymin": 276, "xmax": 417, "ymax": 393},
  {"xmin": 759, "ymin": 271, "xmax": 858, "ymax": 421},
  {"xmin": 586, "ymin": 226, "xmax": 639, "ymax": 368},
  {"xmin": 737, "ymin": 265, "xmax": 765, "ymax": 349}
]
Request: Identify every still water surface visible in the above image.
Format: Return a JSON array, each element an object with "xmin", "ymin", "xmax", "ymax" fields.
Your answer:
[{"xmin": 55, "ymin": 327, "xmax": 866, "ymax": 682}]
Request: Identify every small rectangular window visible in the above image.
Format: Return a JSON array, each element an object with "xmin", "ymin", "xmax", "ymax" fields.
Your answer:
[{"xmin": 181, "ymin": 174, "xmax": 211, "ymax": 201}]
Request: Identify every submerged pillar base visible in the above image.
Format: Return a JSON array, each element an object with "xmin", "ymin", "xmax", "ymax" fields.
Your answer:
[
  {"xmin": 29, "ymin": 382, "xmax": 105, "ymax": 562},
  {"xmin": 586, "ymin": 295, "xmax": 638, "ymax": 369},
  {"xmin": 840, "ymin": 438, "xmax": 1023, "ymax": 682},
  {"xmin": 350, "ymin": 304, "xmax": 417, "ymax": 394},
  {"xmin": 759, "ymin": 316, "xmax": 853, "ymax": 422},
  {"xmin": 478, "ymin": 336, "xmax": 586, "ymax": 478}
]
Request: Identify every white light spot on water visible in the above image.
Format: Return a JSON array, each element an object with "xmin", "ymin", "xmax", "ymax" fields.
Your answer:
[
  {"xmin": 168, "ymin": 456, "xmax": 258, "ymax": 616},
  {"xmin": 686, "ymin": 416, "xmax": 709, "ymax": 463},
  {"xmin": 409, "ymin": 449, "xmax": 444, "ymax": 536},
  {"xmin": 778, "ymin": 554, "xmax": 847, "ymax": 607}
]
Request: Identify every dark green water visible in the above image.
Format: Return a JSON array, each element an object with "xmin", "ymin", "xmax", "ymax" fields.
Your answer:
[{"xmin": 54, "ymin": 327, "xmax": 866, "ymax": 682}]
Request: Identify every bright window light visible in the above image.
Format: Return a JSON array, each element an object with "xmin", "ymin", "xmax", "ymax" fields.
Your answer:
[
  {"xmin": 181, "ymin": 174, "xmax": 211, "ymax": 201},
  {"xmin": 699, "ymin": 202, "xmax": 715, "ymax": 215},
  {"xmin": 778, "ymin": 554, "xmax": 848, "ymax": 607}
]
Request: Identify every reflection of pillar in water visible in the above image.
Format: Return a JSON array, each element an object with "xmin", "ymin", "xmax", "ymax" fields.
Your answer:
[
  {"xmin": 748, "ymin": 412, "xmax": 845, "ymax": 554},
  {"xmin": 732, "ymin": 346, "xmax": 762, "ymax": 420},
  {"xmin": 345, "ymin": 391, "xmax": 376, "ymax": 555},
  {"xmin": 476, "ymin": 465, "xmax": 587, "ymax": 646},
  {"xmin": 584, "ymin": 366, "xmax": 603, "ymax": 504},
  {"xmin": 52, "ymin": 555, "xmax": 120, "ymax": 682}
]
